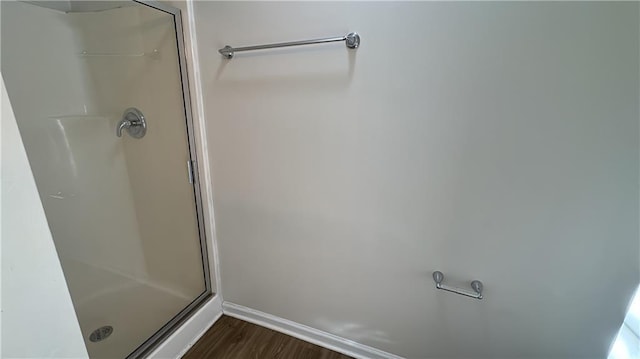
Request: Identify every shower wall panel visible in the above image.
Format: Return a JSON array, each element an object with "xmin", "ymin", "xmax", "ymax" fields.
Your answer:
[
  {"xmin": 1, "ymin": 1, "xmax": 148, "ymax": 289},
  {"xmin": 69, "ymin": 5, "xmax": 205, "ymax": 299},
  {"xmin": 2, "ymin": 2, "xmax": 208, "ymax": 357}
]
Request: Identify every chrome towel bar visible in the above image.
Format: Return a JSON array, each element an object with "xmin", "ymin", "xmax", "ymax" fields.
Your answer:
[
  {"xmin": 219, "ymin": 32, "xmax": 360, "ymax": 59},
  {"xmin": 432, "ymin": 271, "xmax": 484, "ymax": 300}
]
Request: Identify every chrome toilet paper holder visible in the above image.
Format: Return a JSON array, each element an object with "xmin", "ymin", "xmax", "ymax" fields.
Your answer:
[{"xmin": 432, "ymin": 271, "xmax": 483, "ymax": 300}]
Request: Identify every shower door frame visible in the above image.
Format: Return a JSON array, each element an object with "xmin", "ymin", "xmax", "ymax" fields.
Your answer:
[{"xmin": 124, "ymin": 1, "xmax": 212, "ymax": 358}]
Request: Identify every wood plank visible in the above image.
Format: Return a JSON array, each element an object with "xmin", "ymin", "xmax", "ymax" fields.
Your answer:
[{"xmin": 182, "ymin": 315, "xmax": 354, "ymax": 359}]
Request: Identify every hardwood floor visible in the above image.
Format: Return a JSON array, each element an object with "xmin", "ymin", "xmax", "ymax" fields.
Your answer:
[{"xmin": 182, "ymin": 315, "xmax": 353, "ymax": 359}]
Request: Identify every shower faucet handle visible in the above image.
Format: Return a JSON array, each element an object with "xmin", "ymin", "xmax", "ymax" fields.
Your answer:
[
  {"xmin": 116, "ymin": 119, "xmax": 131, "ymax": 137},
  {"xmin": 116, "ymin": 108, "xmax": 147, "ymax": 139}
]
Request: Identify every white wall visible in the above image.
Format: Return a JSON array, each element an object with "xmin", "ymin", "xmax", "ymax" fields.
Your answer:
[
  {"xmin": 1, "ymin": 74, "xmax": 88, "ymax": 358},
  {"xmin": 194, "ymin": 2, "xmax": 640, "ymax": 358}
]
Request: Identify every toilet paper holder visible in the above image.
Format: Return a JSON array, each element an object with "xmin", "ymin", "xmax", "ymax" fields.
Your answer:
[{"xmin": 432, "ymin": 271, "xmax": 483, "ymax": 300}]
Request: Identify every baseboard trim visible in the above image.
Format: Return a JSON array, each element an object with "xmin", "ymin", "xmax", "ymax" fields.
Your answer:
[
  {"xmin": 149, "ymin": 294, "xmax": 223, "ymax": 359},
  {"xmin": 222, "ymin": 302, "xmax": 404, "ymax": 359}
]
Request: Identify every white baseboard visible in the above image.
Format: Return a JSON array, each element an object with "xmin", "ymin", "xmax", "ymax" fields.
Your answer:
[
  {"xmin": 148, "ymin": 295, "xmax": 223, "ymax": 359},
  {"xmin": 222, "ymin": 302, "xmax": 404, "ymax": 359}
]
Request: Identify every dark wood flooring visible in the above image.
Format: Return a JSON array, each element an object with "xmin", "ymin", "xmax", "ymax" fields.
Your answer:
[{"xmin": 182, "ymin": 315, "xmax": 353, "ymax": 359}]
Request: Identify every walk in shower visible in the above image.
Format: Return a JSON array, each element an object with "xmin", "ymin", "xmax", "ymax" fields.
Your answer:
[{"xmin": 1, "ymin": 1, "xmax": 211, "ymax": 357}]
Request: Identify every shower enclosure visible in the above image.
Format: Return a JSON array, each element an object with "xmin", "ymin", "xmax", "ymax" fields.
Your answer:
[{"xmin": 1, "ymin": 1, "xmax": 211, "ymax": 357}]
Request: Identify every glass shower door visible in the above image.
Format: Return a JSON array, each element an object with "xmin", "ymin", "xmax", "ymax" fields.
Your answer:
[{"xmin": 1, "ymin": 1, "xmax": 210, "ymax": 357}]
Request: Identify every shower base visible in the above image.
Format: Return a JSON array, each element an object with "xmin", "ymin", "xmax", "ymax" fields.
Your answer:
[{"xmin": 62, "ymin": 260, "xmax": 195, "ymax": 358}]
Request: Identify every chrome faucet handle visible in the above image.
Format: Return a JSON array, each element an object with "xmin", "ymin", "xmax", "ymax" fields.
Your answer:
[
  {"xmin": 116, "ymin": 108, "xmax": 147, "ymax": 138},
  {"xmin": 116, "ymin": 119, "xmax": 132, "ymax": 137}
]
